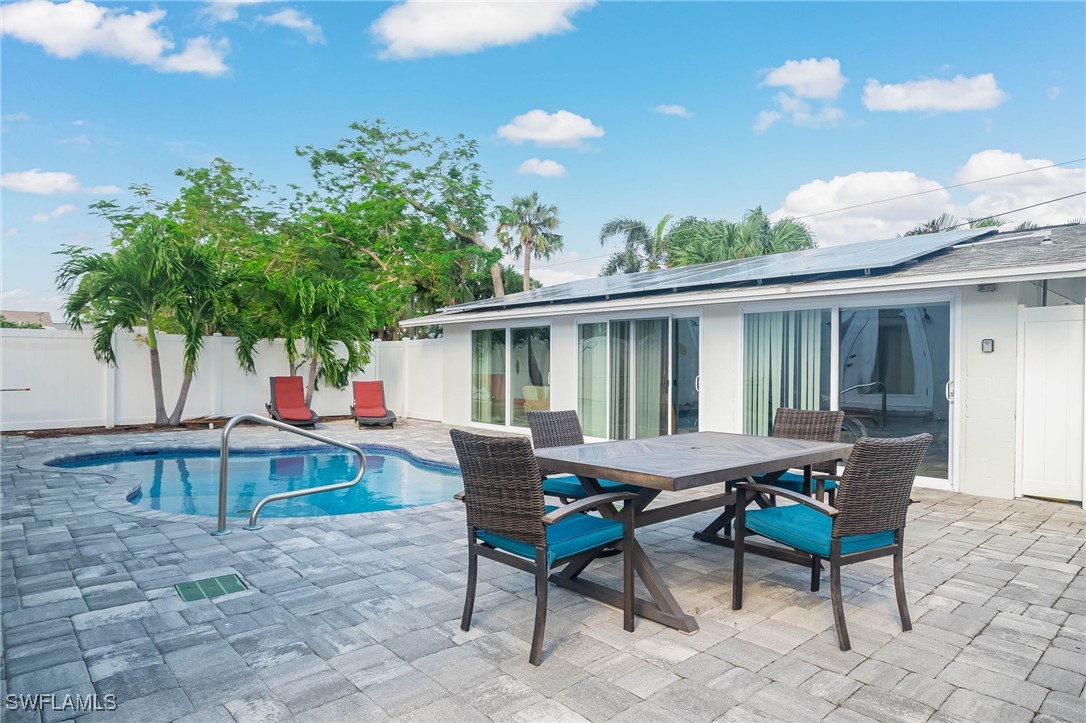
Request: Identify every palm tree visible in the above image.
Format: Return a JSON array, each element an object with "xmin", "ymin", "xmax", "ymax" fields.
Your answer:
[
  {"xmin": 668, "ymin": 208, "xmax": 816, "ymax": 267},
  {"xmin": 55, "ymin": 217, "xmax": 257, "ymax": 426},
  {"xmin": 495, "ymin": 192, "xmax": 563, "ymax": 291},
  {"xmin": 598, "ymin": 215, "xmax": 676, "ymax": 275},
  {"xmin": 258, "ymin": 274, "xmax": 377, "ymax": 405},
  {"xmin": 904, "ymin": 213, "xmax": 1003, "ymax": 236}
]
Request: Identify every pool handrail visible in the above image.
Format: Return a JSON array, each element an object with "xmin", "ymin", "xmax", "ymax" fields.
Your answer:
[{"xmin": 212, "ymin": 413, "xmax": 367, "ymax": 536}]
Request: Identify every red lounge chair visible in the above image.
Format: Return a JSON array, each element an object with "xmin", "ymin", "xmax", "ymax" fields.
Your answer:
[
  {"xmin": 265, "ymin": 376, "xmax": 319, "ymax": 428},
  {"xmin": 351, "ymin": 381, "xmax": 396, "ymax": 428}
]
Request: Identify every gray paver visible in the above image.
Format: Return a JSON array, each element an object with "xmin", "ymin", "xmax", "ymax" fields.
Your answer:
[{"xmin": 2, "ymin": 421, "xmax": 1085, "ymax": 723}]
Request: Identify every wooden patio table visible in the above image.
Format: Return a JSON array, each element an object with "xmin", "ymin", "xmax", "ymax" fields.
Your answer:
[{"xmin": 533, "ymin": 431, "xmax": 852, "ymax": 633}]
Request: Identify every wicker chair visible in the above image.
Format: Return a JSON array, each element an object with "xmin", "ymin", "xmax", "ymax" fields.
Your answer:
[
  {"xmin": 762, "ymin": 408, "xmax": 847, "ymax": 504},
  {"xmin": 731, "ymin": 433, "xmax": 931, "ymax": 651},
  {"xmin": 450, "ymin": 429, "xmax": 637, "ymax": 666},
  {"xmin": 527, "ymin": 410, "xmax": 641, "ymax": 501}
]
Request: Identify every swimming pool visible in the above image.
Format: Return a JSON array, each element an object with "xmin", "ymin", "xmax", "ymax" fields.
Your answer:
[{"xmin": 53, "ymin": 446, "xmax": 462, "ymax": 518}]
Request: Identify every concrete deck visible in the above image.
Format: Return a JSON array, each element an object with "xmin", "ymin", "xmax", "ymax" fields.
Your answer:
[{"xmin": 1, "ymin": 419, "xmax": 1084, "ymax": 722}]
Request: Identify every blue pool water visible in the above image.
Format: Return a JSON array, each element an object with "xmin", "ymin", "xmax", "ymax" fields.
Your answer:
[{"xmin": 53, "ymin": 447, "xmax": 462, "ymax": 518}]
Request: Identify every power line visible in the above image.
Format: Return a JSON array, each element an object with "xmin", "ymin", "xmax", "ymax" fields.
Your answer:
[
  {"xmin": 945, "ymin": 191, "xmax": 1086, "ymax": 230},
  {"xmin": 533, "ymin": 159, "xmax": 1086, "ymax": 271},
  {"xmin": 793, "ymin": 157, "xmax": 1085, "ymax": 220}
]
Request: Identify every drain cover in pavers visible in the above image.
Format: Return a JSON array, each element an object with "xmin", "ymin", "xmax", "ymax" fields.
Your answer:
[{"xmin": 175, "ymin": 574, "xmax": 247, "ymax": 602}]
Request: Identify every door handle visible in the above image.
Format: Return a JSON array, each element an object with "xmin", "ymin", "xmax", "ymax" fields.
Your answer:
[
  {"xmin": 695, "ymin": 375, "xmax": 701, "ymax": 393},
  {"xmin": 945, "ymin": 380, "xmax": 954, "ymax": 402}
]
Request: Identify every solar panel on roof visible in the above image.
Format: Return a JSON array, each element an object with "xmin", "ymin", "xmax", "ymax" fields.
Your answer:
[{"xmin": 440, "ymin": 228, "xmax": 994, "ymax": 315}]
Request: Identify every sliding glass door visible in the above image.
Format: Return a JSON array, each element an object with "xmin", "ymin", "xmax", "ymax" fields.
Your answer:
[
  {"xmin": 743, "ymin": 300, "xmax": 952, "ymax": 483},
  {"xmin": 839, "ymin": 304, "xmax": 950, "ymax": 478},
  {"xmin": 743, "ymin": 309, "xmax": 831, "ymax": 436},
  {"xmin": 578, "ymin": 315, "xmax": 699, "ymax": 440},
  {"xmin": 471, "ymin": 326, "xmax": 550, "ymax": 428}
]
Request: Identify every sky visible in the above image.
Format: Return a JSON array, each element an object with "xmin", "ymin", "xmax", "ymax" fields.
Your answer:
[{"xmin": 2, "ymin": 0, "xmax": 1085, "ymax": 316}]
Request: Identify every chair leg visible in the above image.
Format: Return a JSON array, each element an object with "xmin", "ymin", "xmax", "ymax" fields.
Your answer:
[
  {"xmin": 829, "ymin": 554, "xmax": 851, "ymax": 652},
  {"xmin": 732, "ymin": 489, "xmax": 747, "ymax": 610},
  {"xmin": 828, "ymin": 488, "xmax": 836, "ymax": 507},
  {"xmin": 810, "ymin": 555, "xmax": 821, "ymax": 592},
  {"xmin": 461, "ymin": 537, "xmax": 478, "ymax": 631},
  {"xmin": 529, "ymin": 548, "xmax": 549, "ymax": 666},
  {"xmin": 893, "ymin": 546, "xmax": 912, "ymax": 632}
]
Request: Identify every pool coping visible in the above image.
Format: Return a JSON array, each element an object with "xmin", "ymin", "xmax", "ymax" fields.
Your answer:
[{"xmin": 19, "ymin": 438, "xmax": 465, "ymax": 531}]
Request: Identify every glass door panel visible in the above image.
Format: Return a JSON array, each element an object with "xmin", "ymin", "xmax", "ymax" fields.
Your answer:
[
  {"xmin": 510, "ymin": 327, "xmax": 551, "ymax": 428},
  {"xmin": 471, "ymin": 329, "xmax": 506, "ymax": 425},
  {"xmin": 743, "ymin": 309, "xmax": 831, "ymax": 436},
  {"xmin": 578, "ymin": 323, "xmax": 608, "ymax": 438},
  {"xmin": 672, "ymin": 318, "xmax": 699, "ymax": 434},
  {"xmin": 608, "ymin": 321, "xmax": 630, "ymax": 440},
  {"xmin": 839, "ymin": 304, "xmax": 950, "ymax": 478},
  {"xmin": 633, "ymin": 319, "xmax": 669, "ymax": 438}
]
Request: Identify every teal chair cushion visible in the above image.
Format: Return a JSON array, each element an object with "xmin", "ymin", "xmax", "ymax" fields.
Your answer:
[
  {"xmin": 542, "ymin": 474, "xmax": 640, "ymax": 499},
  {"xmin": 744, "ymin": 504, "xmax": 894, "ymax": 558},
  {"xmin": 756, "ymin": 471, "xmax": 838, "ymax": 493},
  {"xmin": 477, "ymin": 508, "xmax": 624, "ymax": 566}
]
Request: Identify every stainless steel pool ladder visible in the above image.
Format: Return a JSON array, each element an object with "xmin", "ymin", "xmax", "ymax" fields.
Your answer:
[{"xmin": 211, "ymin": 413, "xmax": 367, "ymax": 536}]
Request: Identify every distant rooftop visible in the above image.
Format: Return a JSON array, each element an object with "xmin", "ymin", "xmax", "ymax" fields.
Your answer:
[
  {"xmin": 0, "ymin": 310, "xmax": 54, "ymax": 327},
  {"xmin": 403, "ymin": 224, "xmax": 1086, "ymax": 327}
]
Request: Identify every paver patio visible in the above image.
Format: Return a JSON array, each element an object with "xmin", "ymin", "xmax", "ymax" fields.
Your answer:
[{"xmin": 1, "ymin": 419, "xmax": 1084, "ymax": 722}]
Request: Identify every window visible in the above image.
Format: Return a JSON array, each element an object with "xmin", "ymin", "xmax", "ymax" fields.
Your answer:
[{"xmin": 471, "ymin": 326, "xmax": 551, "ymax": 428}]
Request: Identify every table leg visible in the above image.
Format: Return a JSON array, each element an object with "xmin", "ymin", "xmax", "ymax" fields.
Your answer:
[
  {"xmin": 550, "ymin": 539, "xmax": 699, "ymax": 633},
  {"xmin": 692, "ymin": 474, "xmax": 778, "ymax": 548}
]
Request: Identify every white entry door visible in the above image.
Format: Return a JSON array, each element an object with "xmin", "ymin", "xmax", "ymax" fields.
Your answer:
[{"xmin": 1017, "ymin": 304, "xmax": 1085, "ymax": 501}]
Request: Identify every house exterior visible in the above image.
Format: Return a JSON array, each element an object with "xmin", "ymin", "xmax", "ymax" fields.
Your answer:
[{"xmin": 403, "ymin": 225, "xmax": 1086, "ymax": 503}]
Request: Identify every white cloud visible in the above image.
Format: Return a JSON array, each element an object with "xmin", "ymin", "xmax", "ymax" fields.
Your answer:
[
  {"xmin": 371, "ymin": 0, "xmax": 594, "ymax": 59},
  {"xmin": 0, "ymin": 0, "xmax": 229, "ymax": 77},
  {"xmin": 72, "ymin": 119, "xmax": 86, "ymax": 126},
  {"xmin": 762, "ymin": 57, "xmax": 847, "ymax": 99},
  {"xmin": 202, "ymin": 0, "xmax": 270, "ymax": 23},
  {"xmin": 653, "ymin": 104, "xmax": 691, "ymax": 118},
  {"xmin": 31, "ymin": 203, "xmax": 78, "ymax": 222},
  {"xmin": 756, "ymin": 58, "xmax": 845, "ymax": 132},
  {"xmin": 1, "ymin": 169, "xmax": 120, "ymax": 195},
  {"xmin": 517, "ymin": 158, "xmax": 567, "ymax": 178},
  {"xmin": 863, "ymin": 73, "xmax": 1007, "ymax": 112},
  {"xmin": 528, "ymin": 251, "xmax": 599, "ymax": 286},
  {"xmin": 498, "ymin": 109, "xmax": 604, "ymax": 149},
  {"xmin": 2, "ymin": 228, "xmax": 18, "ymax": 238},
  {"xmin": 950, "ymin": 150, "xmax": 1086, "ymax": 226},
  {"xmin": 58, "ymin": 134, "xmax": 91, "ymax": 146},
  {"xmin": 258, "ymin": 8, "xmax": 324, "ymax": 44},
  {"xmin": 1046, "ymin": 86, "xmax": 1061, "ymax": 100},
  {"xmin": 2, "ymin": 112, "xmax": 31, "ymax": 122},
  {"xmin": 772, "ymin": 171, "xmax": 953, "ymax": 244},
  {"xmin": 771, "ymin": 150, "xmax": 1086, "ymax": 244},
  {"xmin": 752, "ymin": 110, "xmax": 782, "ymax": 134}
]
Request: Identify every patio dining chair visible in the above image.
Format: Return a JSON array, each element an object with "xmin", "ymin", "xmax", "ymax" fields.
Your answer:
[
  {"xmin": 450, "ymin": 429, "xmax": 637, "ymax": 666},
  {"xmin": 760, "ymin": 408, "xmax": 847, "ymax": 504},
  {"xmin": 731, "ymin": 433, "xmax": 931, "ymax": 652},
  {"xmin": 527, "ymin": 410, "xmax": 641, "ymax": 502}
]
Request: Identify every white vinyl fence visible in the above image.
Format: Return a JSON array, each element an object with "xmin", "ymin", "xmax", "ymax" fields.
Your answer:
[{"xmin": 0, "ymin": 329, "xmax": 444, "ymax": 431}]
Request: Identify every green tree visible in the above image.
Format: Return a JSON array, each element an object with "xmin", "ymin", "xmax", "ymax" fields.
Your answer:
[
  {"xmin": 903, "ymin": 213, "xmax": 1002, "ymax": 236},
  {"xmin": 495, "ymin": 192, "xmax": 563, "ymax": 291},
  {"xmin": 669, "ymin": 208, "xmax": 815, "ymax": 266},
  {"xmin": 598, "ymin": 214, "xmax": 678, "ymax": 275},
  {"xmin": 55, "ymin": 216, "xmax": 257, "ymax": 426},
  {"xmin": 0, "ymin": 316, "xmax": 44, "ymax": 329},
  {"xmin": 298, "ymin": 119, "xmax": 507, "ymax": 297},
  {"xmin": 256, "ymin": 274, "xmax": 377, "ymax": 405}
]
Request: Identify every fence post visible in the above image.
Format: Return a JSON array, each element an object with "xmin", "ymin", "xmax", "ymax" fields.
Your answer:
[{"xmin": 104, "ymin": 332, "xmax": 117, "ymax": 429}]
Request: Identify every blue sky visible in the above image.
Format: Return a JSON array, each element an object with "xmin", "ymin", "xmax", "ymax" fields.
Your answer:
[{"xmin": 2, "ymin": 0, "xmax": 1084, "ymax": 315}]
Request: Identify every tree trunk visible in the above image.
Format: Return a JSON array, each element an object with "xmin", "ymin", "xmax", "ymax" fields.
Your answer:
[
  {"xmin": 146, "ymin": 322, "xmax": 169, "ymax": 426},
  {"xmin": 305, "ymin": 357, "xmax": 319, "ymax": 406},
  {"xmin": 523, "ymin": 240, "xmax": 533, "ymax": 292},
  {"xmin": 489, "ymin": 263, "xmax": 506, "ymax": 298},
  {"xmin": 168, "ymin": 370, "xmax": 195, "ymax": 427}
]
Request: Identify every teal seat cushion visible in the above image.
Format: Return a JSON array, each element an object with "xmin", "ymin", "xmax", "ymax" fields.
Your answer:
[
  {"xmin": 757, "ymin": 471, "xmax": 838, "ymax": 493},
  {"xmin": 744, "ymin": 504, "xmax": 894, "ymax": 558},
  {"xmin": 477, "ymin": 508, "xmax": 624, "ymax": 566},
  {"xmin": 542, "ymin": 474, "xmax": 640, "ymax": 498}
]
